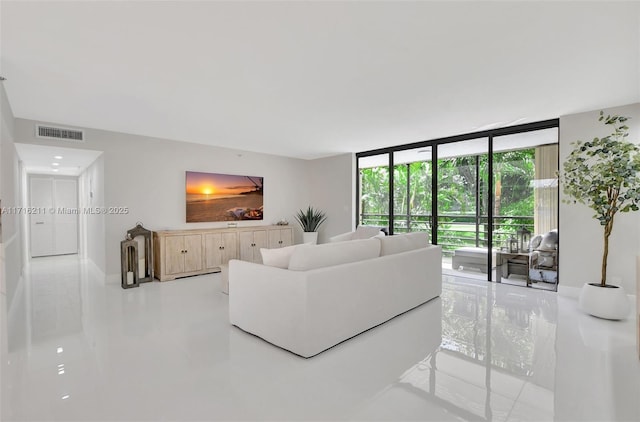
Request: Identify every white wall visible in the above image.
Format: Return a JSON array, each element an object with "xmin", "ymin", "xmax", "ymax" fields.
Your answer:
[
  {"xmin": 79, "ymin": 155, "xmax": 106, "ymax": 273},
  {"xmin": 14, "ymin": 118, "xmax": 315, "ymax": 277},
  {"xmin": 306, "ymin": 153, "xmax": 356, "ymax": 243},
  {"xmin": 0, "ymin": 82, "xmax": 22, "ymax": 421},
  {"xmin": 559, "ymin": 103, "xmax": 640, "ymax": 295},
  {"xmin": 0, "ymin": 84, "xmax": 22, "ymax": 310}
]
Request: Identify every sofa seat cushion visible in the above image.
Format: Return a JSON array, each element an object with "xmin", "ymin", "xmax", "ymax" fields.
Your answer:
[
  {"xmin": 260, "ymin": 244, "xmax": 301, "ymax": 269},
  {"xmin": 288, "ymin": 238, "xmax": 380, "ymax": 271},
  {"xmin": 379, "ymin": 232, "xmax": 429, "ymax": 256}
]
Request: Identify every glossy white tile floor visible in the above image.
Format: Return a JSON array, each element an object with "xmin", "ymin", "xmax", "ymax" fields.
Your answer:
[{"xmin": 2, "ymin": 255, "xmax": 639, "ymax": 421}]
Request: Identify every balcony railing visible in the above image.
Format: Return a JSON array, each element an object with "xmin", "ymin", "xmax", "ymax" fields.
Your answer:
[{"xmin": 360, "ymin": 213, "xmax": 534, "ymax": 256}]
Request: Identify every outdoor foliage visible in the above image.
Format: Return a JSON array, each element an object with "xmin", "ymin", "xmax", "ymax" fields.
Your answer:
[
  {"xmin": 493, "ymin": 150, "xmax": 535, "ymax": 217},
  {"xmin": 561, "ymin": 111, "xmax": 640, "ymax": 286},
  {"xmin": 360, "ymin": 166, "xmax": 390, "ymax": 222},
  {"xmin": 359, "ymin": 148, "xmax": 535, "ymax": 253}
]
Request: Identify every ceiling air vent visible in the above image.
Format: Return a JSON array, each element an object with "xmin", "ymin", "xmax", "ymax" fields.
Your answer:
[{"xmin": 36, "ymin": 125, "xmax": 85, "ymax": 142}]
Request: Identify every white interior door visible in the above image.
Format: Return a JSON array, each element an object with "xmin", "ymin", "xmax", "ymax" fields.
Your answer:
[
  {"xmin": 30, "ymin": 176, "xmax": 55, "ymax": 257},
  {"xmin": 29, "ymin": 176, "xmax": 78, "ymax": 257}
]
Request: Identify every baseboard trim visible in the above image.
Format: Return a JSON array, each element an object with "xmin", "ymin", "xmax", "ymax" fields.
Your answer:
[
  {"xmin": 85, "ymin": 258, "xmax": 105, "ymax": 279},
  {"xmin": 105, "ymin": 273, "xmax": 120, "ymax": 284},
  {"xmin": 557, "ymin": 285, "xmax": 581, "ymax": 298}
]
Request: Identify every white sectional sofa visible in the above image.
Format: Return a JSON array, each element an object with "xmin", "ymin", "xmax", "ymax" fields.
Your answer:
[{"xmin": 228, "ymin": 232, "xmax": 442, "ymax": 358}]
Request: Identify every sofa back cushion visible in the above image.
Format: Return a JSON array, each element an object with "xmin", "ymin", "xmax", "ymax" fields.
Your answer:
[
  {"xmin": 537, "ymin": 229, "xmax": 558, "ymax": 251},
  {"xmin": 260, "ymin": 244, "xmax": 301, "ymax": 269},
  {"xmin": 379, "ymin": 232, "xmax": 429, "ymax": 256},
  {"xmin": 352, "ymin": 225, "xmax": 386, "ymax": 240},
  {"xmin": 288, "ymin": 238, "xmax": 381, "ymax": 271}
]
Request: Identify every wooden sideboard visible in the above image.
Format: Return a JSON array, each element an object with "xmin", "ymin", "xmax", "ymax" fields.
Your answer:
[{"xmin": 153, "ymin": 225, "xmax": 293, "ymax": 281}]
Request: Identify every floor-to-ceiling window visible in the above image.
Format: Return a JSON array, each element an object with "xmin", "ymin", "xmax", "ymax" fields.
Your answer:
[
  {"xmin": 392, "ymin": 147, "xmax": 433, "ymax": 234},
  {"xmin": 437, "ymin": 138, "xmax": 489, "ymax": 280},
  {"xmin": 358, "ymin": 154, "xmax": 390, "ymax": 228},
  {"xmin": 356, "ymin": 120, "xmax": 559, "ymax": 290},
  {"xmin": 492, "ymin": 129, "xmax": 559, "ymax": 291}
]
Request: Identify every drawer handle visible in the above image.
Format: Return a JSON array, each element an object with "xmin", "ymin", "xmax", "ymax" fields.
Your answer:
[{"xmin": 35, "ymin": 221, "xmax": 45, "ymax": 225}]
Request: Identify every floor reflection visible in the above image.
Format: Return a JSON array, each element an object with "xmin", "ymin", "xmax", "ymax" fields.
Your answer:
[
  {"xmin": 390, "ymin": 278, "xmax": 557, "ymax": 421},
  {"xmin": 3, "ymin": 256, "xmax": 639, "ymax": 421}
]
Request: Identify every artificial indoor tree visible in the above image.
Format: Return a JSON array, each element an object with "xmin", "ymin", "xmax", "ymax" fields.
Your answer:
[{"xmin": 561, "ymin": 111, "xmax": 640, "ymax": 318}]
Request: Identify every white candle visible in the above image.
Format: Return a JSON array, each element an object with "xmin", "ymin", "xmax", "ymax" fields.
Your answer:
[
  {"xmin": 127, "ymin": 271, "xmax": 134, "ymax": 285},
  {"xmin": 136, "ymin": 237, "xmax": 145, "ymax": 258},
  {"xmin": 138, "ymin": 259, "xmax": 145, "ymax": 278}
]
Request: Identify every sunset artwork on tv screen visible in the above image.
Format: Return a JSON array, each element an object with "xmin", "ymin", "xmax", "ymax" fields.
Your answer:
[{"xmin": 185, "ymin": 171, "xmax": 263, "ymax": 223}]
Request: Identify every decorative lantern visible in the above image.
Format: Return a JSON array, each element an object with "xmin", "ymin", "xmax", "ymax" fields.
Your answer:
[
  {"xmin": 517, "ymin": 226, "xmax": 531, "ymax": 253},
  {"xmin": 121, "ymin": 236, "xmax": 139, "ymax": 289},
  {"xmin": 508, "ymin": 236, "xmax": 518, "ymax": 254},
  {"xmin": 126, "ymin": 222, "xmax": 154, "ymax": 283}
]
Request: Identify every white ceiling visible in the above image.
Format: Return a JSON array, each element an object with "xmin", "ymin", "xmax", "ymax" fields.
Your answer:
[
  {"xmin": 1, "ymin": 1, "xmax": 639, "ymax": 160},
  {"xmin": 14, "ymin": 143, "xmax": 103, "ymax": 176}
]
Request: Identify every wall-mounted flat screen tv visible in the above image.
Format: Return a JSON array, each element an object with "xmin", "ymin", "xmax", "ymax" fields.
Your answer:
[{"xmin": 185, "ymin": 171, "xmax": 263, "ymax": 223}]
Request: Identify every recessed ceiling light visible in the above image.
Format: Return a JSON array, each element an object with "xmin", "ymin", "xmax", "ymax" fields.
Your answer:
[
  {"xmin": 52, "ymin": 163, "xmax": 60, "ymax": 166},
  {"xmin": 54, "ymin": 155, "xmax": 63, "ymax": 160},
  {"xmin": 52, "ymin": 169, "xmax": 59, "ymax": 172}
]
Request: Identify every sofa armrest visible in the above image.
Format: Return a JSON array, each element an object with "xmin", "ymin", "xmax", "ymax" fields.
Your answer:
[{"xmin": 228, "ymin": 259, "xmax": 309, "ymax": 350}]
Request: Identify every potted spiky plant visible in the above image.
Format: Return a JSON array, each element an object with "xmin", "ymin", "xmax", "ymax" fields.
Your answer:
[
  {"xmin": 561, "ymin": 111, "xmax": 640, "ymax": 319},
  {"xmin": 295, "ymin": 206, "xmax": 327, "ymax": 244}
]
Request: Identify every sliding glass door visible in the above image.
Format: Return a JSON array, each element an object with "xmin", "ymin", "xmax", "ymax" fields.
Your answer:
[
  {"xmin": 356, "ymin": 120, "xmax": 559, "ymax": 290},
  {"xmin": 492, "ymin": 129, "xmax": 558, "ymax": 290},
  {"xmin": 437, "ymin": 138, "xmax": 489, "ymax": 279}
]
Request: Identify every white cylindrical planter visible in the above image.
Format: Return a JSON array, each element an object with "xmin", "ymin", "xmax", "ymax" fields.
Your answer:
[
  {"xmin": 578, "ymin": 282, "xmax": 630, "ymax": 320},
  {"xmin": 302, "ymin": 232, "xmax": 318, "ymax": 245}
]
